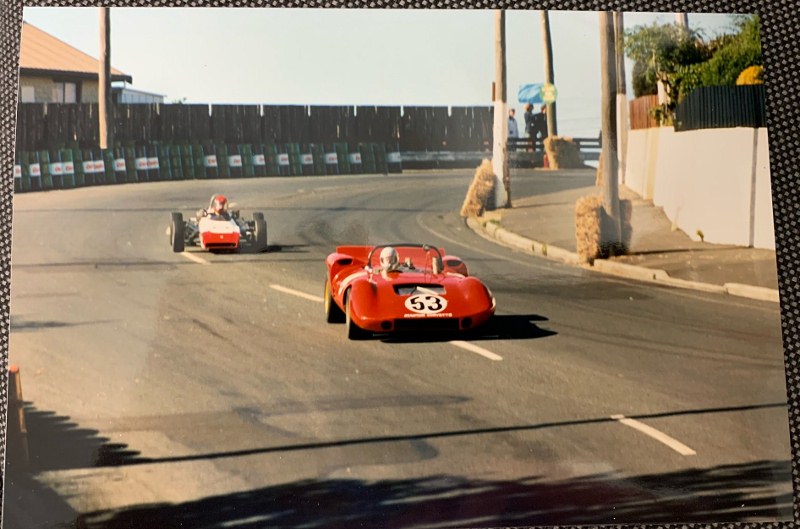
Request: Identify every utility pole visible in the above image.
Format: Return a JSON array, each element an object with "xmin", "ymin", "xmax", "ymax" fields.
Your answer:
[
  {"xmin": 492, "ymin": 9, "xmax": 510, "ymax": 208},
  {"xmin": 540, "ymin": 11, "xmax": 557, "ymax": 137},
  {"xmin": 614, "ymin": 11, "xmax": 628, "ymax": 185},
  {"xmin": 599, "ymin": 11, "xmax": 621, "ymax": 247},
  {"xmin": 98, "ymin": 7, "xmax": 113, "ymax": 150},
  {"xmin": 675, "ymin": 13, "xmax": 689, "ymax": 28}
]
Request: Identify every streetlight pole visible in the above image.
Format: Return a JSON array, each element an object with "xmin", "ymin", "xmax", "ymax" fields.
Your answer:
[
  {"xmin": 599, "ymin": 11, "xmax": 621, "ymax": 247},
  {"xmin": 540, "ymin": 11, "xmax": 557, "ymax": 137},
  {"xmin": 492, "ymin": 9, "xmax": 510, "ymax": 208},
  {"xmin": 98, "ymin": 7, "xmax": 113, "ymax": 150},
  {"xmin": 614, "ymin": 11, "xmax": 628, "ymax": 185}
]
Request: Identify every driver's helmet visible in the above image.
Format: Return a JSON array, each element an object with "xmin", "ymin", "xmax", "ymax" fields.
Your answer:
[
  {"xmin": 210, "ymin": 195, "xmax": 228, "ymax": 215},
  {"xmin": 379, "ymin": 246, "xmax": 399, "ymax": 269}
]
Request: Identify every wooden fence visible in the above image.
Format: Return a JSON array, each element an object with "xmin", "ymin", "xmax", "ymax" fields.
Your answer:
[
  {"xmin": 629, "ymin": 95, "xmax": 660, "ymax": 130},
  {"xmin": 15, "ymin": 103, "xmax": 499, "ymax": 153}
]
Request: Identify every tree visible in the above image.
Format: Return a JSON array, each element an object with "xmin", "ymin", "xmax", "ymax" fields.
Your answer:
[{"xmin": 624, "ymin": 22, "xmax": 709, "ymax": 97}]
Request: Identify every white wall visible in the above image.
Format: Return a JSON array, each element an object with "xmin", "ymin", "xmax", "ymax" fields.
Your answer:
[{"xmin": 624, "ymin": 126, "xmax": 774, "ymax": 250}]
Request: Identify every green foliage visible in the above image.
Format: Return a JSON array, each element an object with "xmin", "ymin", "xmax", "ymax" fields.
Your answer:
[
  {"xmin": 625, "ymin": 15, "xmax": 762, "ymax": 122},
  {"xmin": 624, "ymin": 23, "xmax": 710, "ymax": 98}
]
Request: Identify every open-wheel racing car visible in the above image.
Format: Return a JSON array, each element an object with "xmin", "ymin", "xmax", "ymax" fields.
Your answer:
[
  {"xmin": 169, "ymin": 194, "xmax": 268, "ymax": 253},
  {"xmin": 324, "ymin": 243, "xmax": 496, "ymax": 339}
]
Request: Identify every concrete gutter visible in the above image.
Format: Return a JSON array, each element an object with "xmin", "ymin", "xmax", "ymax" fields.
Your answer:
[{"xmin": 466, "ymin": 216, "xmax": 780, "ymax": 304}]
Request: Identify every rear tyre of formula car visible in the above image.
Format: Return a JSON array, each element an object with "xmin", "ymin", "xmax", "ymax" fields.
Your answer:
[
  {"xmin": 345, "ymin": 290, "xmax": 368, "ymax": 340},
  {"xmin": 253, "ymin": 212, "xmax": 268, "ymax": 252},
  {"xmin": 324, "ymin": 276, "xmax": 345, "ymax": 323},
  {"xmin": 170, "ymin": 212, "xmax": 185, "ymax": 253}
]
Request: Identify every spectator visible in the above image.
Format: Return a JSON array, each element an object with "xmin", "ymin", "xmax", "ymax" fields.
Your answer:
[
  {"xmin": 524, "ymin": 103, "xmax": 535, "ymax": 140},
  {"xmin": 508, "ymin": 108, "xmax": 519, "ymax": 139},
  {"xmin": 532, "ymin": 105, "xmax": 549, "ymax": 148}
]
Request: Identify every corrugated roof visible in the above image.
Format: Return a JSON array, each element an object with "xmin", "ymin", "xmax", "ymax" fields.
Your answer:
[{"xmin": 19, "ymin": 22, "xmax": 132, "ymax": 82}]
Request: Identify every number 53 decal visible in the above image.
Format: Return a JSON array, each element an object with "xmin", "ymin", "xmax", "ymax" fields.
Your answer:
[{"xmin": 405, "ymin": 294, "xmax": 448, "ymax": 314}]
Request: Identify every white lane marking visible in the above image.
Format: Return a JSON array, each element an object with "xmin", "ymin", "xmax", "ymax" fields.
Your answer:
[
  {"xmin": 181, "ymin": 252, "xmax": 210, "ymax": 265},
  {"xmin": 450, "ymin": 340, "xmax": 503, "ymax": 362},
  {"xmin": 270, "ymin": 284, "xmax": 325, "ymax": 303},
  {"xmin": 610, "ymin": 414, "xmax": 697, "ymax": 456}
]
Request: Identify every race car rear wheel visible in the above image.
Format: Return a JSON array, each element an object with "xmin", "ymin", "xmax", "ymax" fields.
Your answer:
[
  {"xmin": 170, "ymin": 212, "xmax": 185, "ymax": 253},
  {"xmin": 253, "ymin": 213, "xmax": 268, "ymax": 252},
  {"xmin": 345, "ymin": 290, "xmax": 368, "ymax": 340},
  {"xmin": 324, "ymin": 276, "xmax": 345, "ymax": 323}
]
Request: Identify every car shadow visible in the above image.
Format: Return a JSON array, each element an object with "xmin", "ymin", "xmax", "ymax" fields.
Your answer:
[{"xmin": 377, "ymin": 314, "xmax": 556, "ymax": 344}]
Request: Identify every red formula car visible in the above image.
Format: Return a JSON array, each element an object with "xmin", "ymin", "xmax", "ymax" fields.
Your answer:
[
  {"xmin": 169, "ymin": 194, "xmax": 268, "ymax": 253},
  {"xmin": 324, "ymin": 243, "xmax": 496, "ymax": 339}
]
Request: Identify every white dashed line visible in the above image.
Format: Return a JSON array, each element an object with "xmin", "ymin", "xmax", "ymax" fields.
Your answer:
[
  {"xmin": 180, "ymin": 252, "xmax": 210, "ymax": 265},
  {"xmin": 270, "ymin": 284, "xmax": 325, "ymax": 303},
  {"xmin": 611, "ymin": 414, "xmax": 697, "ymax": 456},
  {"xmin": 449, "ymin": 340, "xmax": 503, "ymax": 361}
]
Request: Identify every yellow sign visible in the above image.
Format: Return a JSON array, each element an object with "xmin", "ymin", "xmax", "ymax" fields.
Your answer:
[{"xmin": 541, "ymin": 83, "xmax": 558, "ymax": 104}]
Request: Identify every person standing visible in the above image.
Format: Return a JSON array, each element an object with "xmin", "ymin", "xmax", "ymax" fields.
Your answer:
[
  {"xmin": 508, "ymin": 108, "xmax": 519, "ymax": 152},
  {"xmin": 524, "ymin": 103, "xmax": 535, "ymax": 140}
]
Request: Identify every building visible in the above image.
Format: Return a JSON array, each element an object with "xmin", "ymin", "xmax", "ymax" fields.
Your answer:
[
  {"xmin": 18, "ymin": 21, "xmax": 132, "ymax": 103},
  {"xmin": 112, "ymin": 83, "xmax": 165, "ymax": 104}
]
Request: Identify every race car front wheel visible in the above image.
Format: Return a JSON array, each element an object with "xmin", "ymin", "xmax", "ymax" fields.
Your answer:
[
  {"xmin": 324, "ymin": 277, "xmax": 345, "ymax": 324},
  {"xmin": 170, "ymin": 212, "xmax": 185, "ymax": 253},
  {"xmin": 345, "ymin": 290, "xmax": 368, "ymax": 340},
  {"xmin": 253, "ymin": 212, "xmax": 268, "ymax": 252}
]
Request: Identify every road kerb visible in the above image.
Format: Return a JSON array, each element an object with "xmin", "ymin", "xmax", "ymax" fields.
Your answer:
[
  {"xmin": 466, "ymin": 215, "xmax": 780, "ymax": 303},
  {"xmin": 469, "ymin": 217, "xmax": 581, "ymax": 265},
  {"xmin": 592, "ymin": 259, "xmax": 670, "ymax": 282},
  {"xmin": 724, "ymin": 283, "xmax": 780, "ymax": 303}
]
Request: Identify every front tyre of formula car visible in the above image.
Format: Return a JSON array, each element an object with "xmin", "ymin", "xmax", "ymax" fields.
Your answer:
[
  {"xmin": 253, "ymin": 212, "xmax": 268, "ymax": 252},
  {"xmin": 170, "ymin": 212, "xmax": 185, "ymax": 253},
  {"xmin": 324, "ymin": 275, "xmax": 345, "ymax": 323}
]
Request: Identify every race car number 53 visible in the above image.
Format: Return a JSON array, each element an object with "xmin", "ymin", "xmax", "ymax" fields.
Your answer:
[{"xmin": 405, "ymin": 295, "xmax": 448, "ymax": 314}]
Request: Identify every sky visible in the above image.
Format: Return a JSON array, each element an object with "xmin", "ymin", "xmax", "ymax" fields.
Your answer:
[{"xmin": 21, "ymin": 8, "xmax": 743, "ymax": 137}]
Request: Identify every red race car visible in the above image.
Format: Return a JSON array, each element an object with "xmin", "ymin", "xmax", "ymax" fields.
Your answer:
[
  {"xmin": 324, "ymin": 243, "xmax": 496, "ymax": 339},
  {"xmin": 169, "ymin": 194, "xmax": 268, "ymax": 253}
]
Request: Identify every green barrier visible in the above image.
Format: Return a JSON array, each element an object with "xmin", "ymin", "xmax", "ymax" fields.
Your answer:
[
  {"xmin": 387, "ymin": 143, "xmax": 403, "ymax": 173},
  {"xmin": 251, "ymin": 144, "xmax": 266, "ymax": 177},
  {"xmin": 111, "ymin": 146, "xmax": 128, "ymax": 183},
  {"xmin": 102, "ymin": 149, "xmax": 116, "ymax": 184},
  {"xmin": 124, "ymin": 145, "xmax": 138, "ymax": 183},
  {"xmin": 57, "ymin": 149, "xmax": 75, "ymax": 188},
  {"xmin": 276, "ymin": 145, "xmax": 291, "ymax": 177},
  {"xmin": 70, "ymin": 149, "xmax": 84, "ymax": 188},
  {"xmin": 308, "ymin": 143, "xmax": 325, "ymax": 175},
  {"xmin": 323, "ymin": 144, "xmax": 339, "ymax": 175},
  {"xmin": 264, "ymin": 144, "xmax": 280, "ymax": 176},
  {"xmin": 178, "ymin": 143, "xmax": 193, "ymax": 180},
  {"xmin": 215, "ymin": 144, "xmax": 229, "ymax": 178},
  {"xmin": 14, "ymin": 154, "xmax": 25, "ymax": 192},
  {"xmin": 156, "ymin": 143, "xmax": 172, "ymax": 180},
  {"xmin": 335, "ymin": 143, "xmax": 350, "ymax": 175},
  {"xmin": 239, "ymin": 144, "xmax": 255, "ymax": 178},
  {"xmin": 373, "ymin": 143, "xmax": 388, "ymax": 174},
  {"xmin": 360, "ymin": 143, "xmax": 377, "ymax": 174},
  {"xmin": 168, "ymin": 144, "xmax": 183, "ymax": 180},
  {"xmin": 201, "ymin": 144, "xmax": 220, "ymax": 179},
  {"xmin": 224, "ymin": 144, "xmax": 242, "ymax": 179},
  {"xmin": 81, "ymin": 149, "xmax": 100, "ymax": 186},
  {"xmin": 37, "ymin": 150, "xmax": 54, "ymax": 189},
  {"xmin": 22, "ymin": 151, "xmax": 42, "ymax": 191}
]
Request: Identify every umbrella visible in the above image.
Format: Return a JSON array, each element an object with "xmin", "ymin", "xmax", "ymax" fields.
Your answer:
[{"xmin": 518, "ymin": 83, "xmax": 544, "ymax": 104}]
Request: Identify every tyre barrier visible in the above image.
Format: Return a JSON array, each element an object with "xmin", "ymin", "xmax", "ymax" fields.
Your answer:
[{"xmin": 13, "ymin": 141, "xmax": 401, "ymax": 192}]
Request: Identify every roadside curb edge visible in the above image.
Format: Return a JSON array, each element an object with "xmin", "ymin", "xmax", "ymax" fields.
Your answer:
[{"xmin": 466, "ymin": 216, "xmax": 779, "ymax": 304}]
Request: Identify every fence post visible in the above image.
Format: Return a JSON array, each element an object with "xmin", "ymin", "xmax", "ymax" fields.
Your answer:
[{"xmin": 8, "ymin": 365, "xmax": 30, "ymax": 469}]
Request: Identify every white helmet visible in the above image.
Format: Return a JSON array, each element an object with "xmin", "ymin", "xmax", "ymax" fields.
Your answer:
[{"xmin": 379, "ymin": 246, "xmax": 399, "ymax": 269}]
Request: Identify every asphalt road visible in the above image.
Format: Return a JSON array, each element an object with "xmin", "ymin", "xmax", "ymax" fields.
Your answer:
[{"xmin": 5, "ymin": 169, "xmax": 792, "ymax": 528}]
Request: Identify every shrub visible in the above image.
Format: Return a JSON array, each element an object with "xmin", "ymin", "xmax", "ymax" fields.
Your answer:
[
  {"xmin": 460, "ymin": 159, "xmax": 496, "ymax": 217},
  {"xmin": 736, "ymin": 65, "xmax": 764, "ymax": 85}
]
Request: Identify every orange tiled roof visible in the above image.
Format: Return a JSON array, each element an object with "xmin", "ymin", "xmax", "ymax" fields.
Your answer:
[{"xmin": 19, "ymin": 21, "xmax": 132, "ymax": 82}]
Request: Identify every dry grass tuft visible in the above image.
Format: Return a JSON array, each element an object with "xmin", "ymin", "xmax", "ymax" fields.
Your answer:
[
  {"xmin": 544, "ymin": 137, "xmax": 584, "ymax": 169},
  {"xmin": 460, "ymin": 159, "xmax": 496, "ymax": 217},
  {"xmin": 575, "ymin": 195, "xmax": 603, "ymax": 264}
]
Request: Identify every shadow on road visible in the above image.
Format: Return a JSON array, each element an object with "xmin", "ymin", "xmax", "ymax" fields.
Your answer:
[
  {"xmin": 4, "ymin": 401, "xmax": 791, "ymax": 528},
  {"xmin": 10, "ymin": 317, "xmax": 117, "ymax": 332},
  {"xmin": 378, "ymin": 314, "xmax": 556, "ymax": 344},
  {"xmin": 72, "ymin": 460, "xmax": 792, "ymax": 528}
]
